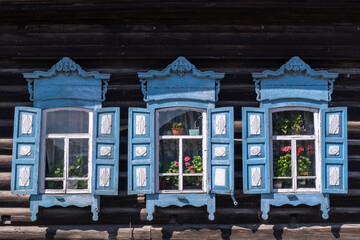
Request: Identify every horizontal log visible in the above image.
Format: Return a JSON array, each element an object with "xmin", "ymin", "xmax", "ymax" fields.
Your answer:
[{"xmin": 0, "ymin": 191, "xmax": 28, "ymax": 205}]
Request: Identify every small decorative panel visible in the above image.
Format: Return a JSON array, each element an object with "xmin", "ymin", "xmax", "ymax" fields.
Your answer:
[
  {"xmin": 101, "ymin": 114, "xmax": 112, "ymax": 135},
  {"xmin": 22, "ymin": 114, "xmax": 33, "ymax": 134},
  {"xmin": 20, "ymin": 146, "xmax": 31, "ymax": 156},
  {"xmin": 329, "ymin": 114, "xmax": 339, "ymax": 135},
  {"xmin": 19, "ymin": 167, "xmax": 30, "ymax": 187},
  {"xmin": 100, "ymin": 146, "xmax": 111, "ymax": 157},
  {"xmin": 250, "ymin": 146, "xmax": 262, "ymax": 156},
  {"xmin": 329, "ymin": 167, "xmax": 340, "ymax": 186},
  {"xmin": 136, "ymin": 115, "xmax": 146, "ymax": 135},
  {"xmin": 214, "ymin": 168, "xmax": 226, "ymax": 186},
  {"xmin": 250, "ymin": 115, "xmax": 261, "ymax": 135},
  {"xmin": 251, "ymin": 167, "xmax": 261, "ymax": 187},
  {"xmin": 215, "ymin": 115, "xmax": 226, "ymax": 135},
  {"xmin": 136, "ymin": 168, "xmax": 147, "ymax": 187},
  {"xmin": 135, "ymin": 147, "xmax": 147, "ymax": 157},
  {"xmin": 99, "ymin": 168, "xmax": 110, "ymax": 187},
  {"xmin": 329, "ymin": 145, "xmax": 340, "ymax": 156},
  {"xmin": 214, "ymin": 147, "xmax": 226, "ymax": 157}
]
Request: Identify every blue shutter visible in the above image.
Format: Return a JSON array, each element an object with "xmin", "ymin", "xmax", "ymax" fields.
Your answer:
[
  {"xmin": 321, "ymin": 107, "xmax": 347, "ymax": 194},
  {"xmin": 93, "ymin": 107, "xmax": 120, "ymax": 195},
  {"xmin": 128, "ymin": 108, "xmax": 154, "ymax": 194},
  {"xmin": 11, "ymin": 107, "xmax": 41, "ymax": 195},
  {"xmin": 242, "ymin": 107, "xmax": 270, "ymax": 194},
  {"xmin": 209, "ymin": 107, "xmax": 234, "ymax": 195}
]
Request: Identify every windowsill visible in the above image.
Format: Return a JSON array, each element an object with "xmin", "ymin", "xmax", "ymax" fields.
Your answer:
[{"xmin": 158, "ymin": 190, "xmax": 206, "ymax": 194}]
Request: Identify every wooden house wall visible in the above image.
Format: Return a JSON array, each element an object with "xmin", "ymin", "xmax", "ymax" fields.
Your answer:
[{"xmin": 0, "ymin": 0, "xmax": 360, "ymax": 238}]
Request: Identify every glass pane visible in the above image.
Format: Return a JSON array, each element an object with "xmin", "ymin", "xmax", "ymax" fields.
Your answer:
[
  {"xmin": 297, "ymin": 179, "xmax": 316, "ymax": 188},
  {"xmin": 159, "ymin": 139, "xmax": 179, "ymax": 173},
  {"xmin": 273, "ymin": 140, "xmax": 292, "ymax": 177},
  {"xmin": 45, "ymin": 138, "xmax": 64, "ymax": 178},
  {"xmin": 46, "ymin": 110, "xmax": 89, "ymax": 134},
  {"xmin": 272, "ymin": 110, "xmax": 314, "ymax": 135},
  {"xmin": 158, "ymin": 108, "xmax": 203, "ymax": 136},
  {"xmin": 68, "ymin": 180, "xmax": 88, "ymax": 189},
  {"xmin": 159, "ymin": 176, "xmax": 178, "ymax": 190},
  {"xmin": 45, "ymin": 181, "xmax": 63, "ymax": 189},
  {"xmin": 184, "ymin": 176, "xmax": 202, "ymax": 190},
  {"xmin": 273, "ymin": 179, "xmax": 292, "ymax": 189},
  {"xmin": 68, "ymin": 139, "xmax": 89, "ymax": 178},
  {"xmin": 296, "ymin": 140, "xmax": 316, "ymax": 177},
  {"xmin": 183, "ymin": 139, "xmax": 203, "ymax": 174}
]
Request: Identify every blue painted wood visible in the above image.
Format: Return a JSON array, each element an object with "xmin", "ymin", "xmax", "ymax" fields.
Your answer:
[
  {"xmin": 23, "ymin": 57, "xmax": 110, "ymax": 109},
  {"xmin": 93, "ymin": 107, "xmax": 120, "ymax": 195},
  {"xmin": 261, "ymin": 193, "xmax": 330, "ymax": 220},
  {"xmin": 321, "ymin": 107, "xmax": 348, "ymax": 194},
  {"xmin": 128, "ymin": 107, "xmax": 155, "ymax": 194},
  {"xmin": 11, "ymin": 107, "xmax": 41, "ymax": 195},
  {"xmin": 209, "ymin": 107, "xmax": 235, "ymax": 195},
  {"xmin": 242, "ymin": 107, "xmax": 270, "ymax": 194},
  {"xmin": 30, "ymin": 195, "xmax": 100, "ymax": 221}
]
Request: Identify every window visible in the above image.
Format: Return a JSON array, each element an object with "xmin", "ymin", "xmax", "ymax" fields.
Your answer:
[
  {"xmin": 270, "ymin": 108, "xmax": 320, "ymax": 192},
  {"xmin": 156, "ymin": 107, "xmax": 207, "ymax": 193},
  {"xmin": 40, "ymin": 107, "xmax": 93, "ymax": 194}
]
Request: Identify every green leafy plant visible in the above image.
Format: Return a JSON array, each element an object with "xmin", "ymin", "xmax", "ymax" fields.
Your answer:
[
  {"xmin": 273, "ymin": 153, "xmax": 292, "ymax": 177},
  {"xmin": 172, "ymin": 122, "xmax": 184, "ymax": 128},
  {"xmin": 184, "ymin": 155, "xmax": 202, "ymax": 186},
  {"xmin": 164, "ymin": 161, "xmax": 179, "ymax": 187},
  {"xmin": 274, "ymin": 114, "xmax": 306, "ymax": 135},
  {"xmin": 160, "ymin": 121, "xmax": 173, "ymax": 133}
]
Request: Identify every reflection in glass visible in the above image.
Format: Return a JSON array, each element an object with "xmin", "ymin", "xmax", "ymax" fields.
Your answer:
[
  {"xmin": 68, "ymin": 139, "xmax": 89, "ymax": 178},
  {"xmin": 159, "ymin": 176, "xmax": 178, "ymax": 190},
  {"xmin": 296, "ymin": 140, "xmax": 316, "ymax": 177},
  {"xmin": 68, "ymin": 180, "xmax": 88, "ymax": 189},
  {"xmin": 273, "ymin": 140, "xmax": 292, "ymax": 177},
  {"xmin": 45, "ymin": 181, "xmax": 63, "ymax": 189},
  {"xmin": 273, "ymin": 179, "xmax": 292, "ymax": 189},
  {"xmin": 272, "ymin": 110, "xmax": 314, "ymax": 136},
  {"xmin": 184, "ymin": 176, "xmax": 202, "ymax": 190},
  {"xmin": 159, "ymin": 139, "xmax": 179, "ymax": 173},
  {"xmin": 158, "ymin": 109, "xmax": 203, "ymax": 135},
  {"xmin": 183, "ymin": 139, "xmax": 203, "ymax": 173},
  {"xmin": 45, "ymin": 138, "xmax": 65, "ymax": 178},
  {"xmin": 297, "ymin": 179, "xmax": 315, "ymax": 188},
  {"xmin": 46, "ymin": 110, "xmax": 89, "ymax": 134}
]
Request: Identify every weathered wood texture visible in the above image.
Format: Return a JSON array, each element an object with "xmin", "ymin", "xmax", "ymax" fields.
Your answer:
[{"xmin": 1, "ymin": 1, "xmax": 360, "ymax": 237}]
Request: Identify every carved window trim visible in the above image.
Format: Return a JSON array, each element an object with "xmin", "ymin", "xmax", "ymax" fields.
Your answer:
[
  {"xmin": 270, "ymin": 107, "xmax": 321, "ymax": 193},
  {"xmin": 39, "ymin": 107, "xmax": 93, "ymax": 194}
]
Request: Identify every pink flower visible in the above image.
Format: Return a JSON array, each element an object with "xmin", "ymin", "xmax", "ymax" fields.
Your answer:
[
  {"xmin": 188, "ymin": 165, "xmax": 194, "ymax": 170},
  {"xmin": 184, "ymin": 156, "xmax": 190, "ymax": 162},
  {"xmin": 174, "ymin": 162, "xmax": 179, "ymax": 167},
  {"xmin": 281, "ymin": 146, "xmax": 291, "ymax": 152},
  {"xmin": 185, "ymin": 162, "xmax": 190, "ymax": 166}
]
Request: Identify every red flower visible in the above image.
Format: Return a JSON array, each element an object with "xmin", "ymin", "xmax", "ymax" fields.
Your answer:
[
  {"xmin": 184, "ymin": 156, "xmax": 190, "ymax": 162},
  {"xmin": 310, "ymin": 151, "xmax": 315, "ymax": 155},
  {"xmin": 307, "ymin": 145, "xmax": 313, "ymax": 150},
  {"xmin": 174, "ymin": 162, "xmax": 179, "ymax": 167},
  {"xmin": 188, "ymin": 165, "xmax": 194, "ymax": 170},
  {"xmin": 185, "ymin": 162, "xmax": 190, "ymax": 166},
  {"xmin": 281, "ymin": 146, "xmax": 291, "ymax": 152}
]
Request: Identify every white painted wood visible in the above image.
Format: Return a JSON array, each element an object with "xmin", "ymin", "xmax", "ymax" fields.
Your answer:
[
  {"xmin": 100, "ymin": 146, "xmax": 112, "ymax": 156},
  {"xmin": 251, "ymin": 167, "xmax": 261, "ymax": 187},
  {"xmin": 19, "ymin": 167, "xmax": 30, "ymax": 187},
  {"xmin": 250, "ymin": 115, "xmax": 261, "ymax": 135},
  {"xmin": 329, "ymin": 145, "xmax": 340, "ymax": 156},
  {"xmin": 136, "ymin": 115, "xmax": 146, "ymax": 135},
  {"xmin": 250, "ymin": 146, "xmax": 261, "ymax": 156},
  {"xmin": 214, "ymin": 168, "xmax": 226, "ymax": 186},
  {"xmin": 101, "ymin": 114, "xmax": 112, "ymax": 135},
  {"xmin": 22, "ymin": 114, "xmax": 32, "ymax": 134},
  {"xmin": 329, "ymin": 114, "xmax": 340, "ymax": 135},
  {"xmin": 135, "ymin": 146, "xmax": 147, "ymax": 157},
  {"xmin": 215, "ymin": 147, "xmax": 226, "ymax": 157},
  {"xmin": 215, "ymin": 114, "xmax": 226, "ymax": 135},
  {"xmin": 136, "ymin": 168, "xmax": 147, "ymax": 187},
  {"xmin": 99, "ymin": 168, "xmax": 110, "ymax": 187},
  {"xmin": 20, "ymin": 145, "xmax": 31, "ymax": 156},
  {"xmin": 329, "ymin": 167, "xmax": 340, "ymax": 186}
]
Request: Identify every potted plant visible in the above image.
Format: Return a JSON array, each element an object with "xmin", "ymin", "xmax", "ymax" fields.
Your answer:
[
  {"xmin": 171, "ymin": 122, "xmax": 184, "ymax": 135},
  {"xmin": 189, "ymin": 116, "xmax": 202, "ymax": 136},
  {"xmin": 274, "ymin": 114, "xmax": 306, "ymax": 135},
  {"xmin": 164, "ymin": 160, "xmax": 179, "ymax": 189},
  {"xmin": 297, "ymin": 145, "xmax": 313, "ymax": 185},
  {"xmin": 161, "ymin": 121, "xmax": 173, "ymax": 135},
  {"xmin": 273, "ymin": 146, "xmax": 292, "ymax": 188},
  {"xmin": 184, "ymin": 155, "xmax": 202, "ymax": 187}
]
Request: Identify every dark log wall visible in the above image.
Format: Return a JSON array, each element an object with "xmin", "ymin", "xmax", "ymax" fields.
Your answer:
[{"xmin": 1, "ymin": 0, "xmax": 360, "ymax": 237}]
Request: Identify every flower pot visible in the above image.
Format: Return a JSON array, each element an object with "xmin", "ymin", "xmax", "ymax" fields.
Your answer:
[
  {"xmin": 274, "ymin": 180, "xmax": 282, "ymax": 189},
  {"xmin": 299, "ymin": 180, "xmax": 306, "ymax": 186},
  {"xmin": 172, "ymin": 128, "xmax": 184, "ymax": 135},
  {"xmin": 189, "ymin": 129, "xmax": 200, "ymax": 136}
]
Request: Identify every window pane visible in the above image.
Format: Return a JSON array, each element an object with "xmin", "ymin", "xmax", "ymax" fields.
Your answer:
[
  {"xmin": 184, "ymin": 176, "xmax": 202, "ymax": 190},
  {"xmin": 159, "ymin": 176, "xmax": 178, "ymax": 190},
  {"xmin": 183, "ymin": 139, "xmax": 203, "ymax": 174},
  {"xmin": 273, "ymin": 140, "xmax": 292, "ymax": 177},
  {"xmin": 272, "ymin": 110, "xmax": 314, "ymax": 135},
  {"xmin": 158, "ymin": 109, "xmax": 203, "ymax": 136},
  {"xmin": 273, "ymin": 179, "xmax": 292, "ymax": 189},
  {"xmin": 296, "ymin": 140, "xmax": 316, "ymax": 177},
  {"xmin": 45, "ymin": 138, "xmax": 64, "ymax": 178},
  {"xmin": 68, "ymin": 139, "xmax": 89, "ymax": 178},
  {"xmin": 68, "ymin": 180, "xmax": 88, "ymax": 189},
  {"xmin": 45, "ymin": 181, "xmax": 63, "ymax": 189},
  {"xmin": 159, "ymin": 139, "xmax": 179, "ymax": 174},
  {"xmin": 297, "ymin": 179, "xmax": 316, "ymax": 189},
  {"xmin": 46, "ymin": 110, "xmax": 89, "ymax": 134}
]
